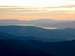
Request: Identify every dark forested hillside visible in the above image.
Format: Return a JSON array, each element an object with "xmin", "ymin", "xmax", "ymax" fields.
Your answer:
[{"xmin": 0, "ymin": 26, "xmax": 74, "ymax": 56}]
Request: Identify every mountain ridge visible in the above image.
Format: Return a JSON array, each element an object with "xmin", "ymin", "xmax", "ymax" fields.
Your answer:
[
  {"xmin": 0, "ymin": 26, "xmax": 75, "ymax": 42},
  {"xmin": 0, "ymin": 19, "xmax": 75, "ymax": 28}
]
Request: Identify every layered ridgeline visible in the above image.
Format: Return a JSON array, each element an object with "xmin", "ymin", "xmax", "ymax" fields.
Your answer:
[
  {"xmin": 0, "ymin": 26, "xmax": 74, "ymax": 56},
  {"xmin": 0, "ymin": 19, "xmax": 75, "ymax": 28},
  {"xmin": 0, "ymin": 26, "xmax": 75, "ymax": 42}
]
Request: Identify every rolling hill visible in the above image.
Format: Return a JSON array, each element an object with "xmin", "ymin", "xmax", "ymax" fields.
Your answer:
[
  {"xmin": 0, "ymin": 26, "xmax": 74, "ymax": 56},
  {"xmin": 0, "ymin": 26, "xmax": 75, "ymax": 42},
  {"xmin": 0, "ymin": 19, "xmax": 75, "ymax": 29}
]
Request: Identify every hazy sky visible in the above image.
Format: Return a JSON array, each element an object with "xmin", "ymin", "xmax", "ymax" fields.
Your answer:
[
  {"xmin": 0, "ymin": 0, "xmax": 75, "ymax": 7},
  {"xmin": 0, "ymin": 0, "xmax": 75, "ymax": 21}
]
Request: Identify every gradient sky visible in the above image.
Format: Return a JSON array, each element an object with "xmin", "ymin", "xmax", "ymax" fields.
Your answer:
[{"xmin": 0, "ymin": 0, "xmax": 75, "ymax": 21}]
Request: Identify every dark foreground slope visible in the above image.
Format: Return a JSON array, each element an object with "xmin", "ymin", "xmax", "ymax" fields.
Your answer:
[{"xmin": 0, "ymin": 26, "xmax": 74, "ymax": 56}]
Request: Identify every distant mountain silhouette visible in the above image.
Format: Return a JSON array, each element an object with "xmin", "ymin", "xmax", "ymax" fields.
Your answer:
[
  {"xmin": 0, "ymin": 19, "xmax": 75, "ymax": 28},
  {"xmin": 0, "ymin": 19, "xmax": 27, "ymax": 25},
  {"xmin": 28, "ymin": 19, "xmax": 75, "ymax": 28}
]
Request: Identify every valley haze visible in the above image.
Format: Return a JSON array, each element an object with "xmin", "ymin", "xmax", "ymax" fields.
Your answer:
[{"xmin": 0, "ymin": 19, "xmax": 75, "ymax": 29}]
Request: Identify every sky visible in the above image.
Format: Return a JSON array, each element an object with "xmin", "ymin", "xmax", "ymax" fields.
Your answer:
[
  {"xmin": 0, "ymin": 0, "xmax": 75, "ymax": 21},
  {"xmin": 0, "ymin": 0, "xmax": 75, "ymax": 7}
]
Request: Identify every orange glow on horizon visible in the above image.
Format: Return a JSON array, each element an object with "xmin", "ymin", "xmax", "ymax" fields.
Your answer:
[
  {"xmin": 0, "ymin": 6, "xmax": 75, "ymax": 21},
  {"xmin": 0, "ymin": 14, "xmax": 75, "ymax": 21}
]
